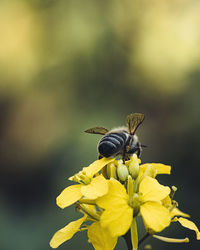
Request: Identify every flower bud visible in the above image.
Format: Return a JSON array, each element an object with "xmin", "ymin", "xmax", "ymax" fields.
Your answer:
[
  {"xmin": 117, "ymin": 160, "xmax": 129, "ymax": 181},
  {"xmin": 128, "ymin": 154, "xmax": 140, "ymax": 179}
]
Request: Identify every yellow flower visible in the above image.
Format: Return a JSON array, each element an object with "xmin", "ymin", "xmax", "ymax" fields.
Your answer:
[
  {"xmin": 50, "ymin": 204, "xmax": 118, "ymax": 249},
  {"xmin": 96, "ymin": 176, "xmax": 171, "ymax": 238},
  {"xmin": 57, "ymin": 158, "xmax": 114, "ymax": 209},
  {"xmin": 138, "ymin": 176, "xmax": 171, "ymax": 233},
  {"xmin": 50, "ymin": 215, "xmax": 87, "ymax": 248},
  {"xmin": 57, "ymin": 175, "xmax": 108, "ymax": 208},
  {"xmin": 96, "ymin": 179, "xmax": 133, "ymax": 237},
  {"xmin": 50, "ymin": 154, "xmax": 200, "ymax": 249}
]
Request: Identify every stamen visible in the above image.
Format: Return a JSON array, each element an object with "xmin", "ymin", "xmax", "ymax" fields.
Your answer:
[
  {"xmin": 79, "ymin": 173, "xmax": 91, "ymax": 185},
  {"xmin": 79, "ymin": 225, "xmax": 88, "ymax": 231},
  {"xmin": 153, "ymin": 234, "xmax": 189, "ymax": 243},
  {"xmin": 77, "ymin": 204, "xmax": 100, "ymax": 221},
  {"xmin": 110, "ymin": 162, "xmax": 117, "ymax": 179},
  {"xmin": 170, "ymin": 186, "xmax": 177, "ymax": 199},
  {"xmin": 169, "ymin": 200, "xmax": 178, "ymax": 212},
  {"xmin": 127, "ymin": 175, "xmax": 133, "ymax": 207},
  {"xmin": 68, "ymin": 175, "xmax": 80, "ymax": 182}
]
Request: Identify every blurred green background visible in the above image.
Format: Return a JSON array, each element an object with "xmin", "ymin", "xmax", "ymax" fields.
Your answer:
[{"xmin": 0, "ymin": 0, "xmax": 199, "ymax": 249}]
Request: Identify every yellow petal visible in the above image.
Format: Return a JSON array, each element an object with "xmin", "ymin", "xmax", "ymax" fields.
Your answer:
[
  {"xmin": 140, "ymin": 201, "xmax": 171, "ymax": 233},
  {"xmin": 88, "ymin": 222, "xmax": 118, "ymax": 250},
  {"xmin": 83, "ymin": 158, "xmax": 114, "ymax": 178},
  {"xmin": 56, "ymin": 184, "xmax": 82, "ymax": 209},
  {"xmin": 170, "ymin": 208, "xmax": 190, "ymax": 219},
  {"xmin": 139, "ymin": 176, "xmax": 170, "ymax": 203},
  {"xmin": 175, "ymin": 217, "xmax": 200, "ymax": 240},
  {"xmin": 96, "ymin": 179, "xmax": 129, "ymax": 209},
  {"xmin": 49, "ymin": 216, "xmax": 86, "ymax": 248},
  {"xmin": 81, "ymin": 175, "xmax": 108, "ymax": 199},
  {"xmin": 162, "ymin": 195, "xmax": 172, "ymax": 208},
  {"xmin": 68, "ymin": 174, "xmax": 81, "ymax": 182},
  {"xmin": 139, "ymin": 163, "xmax": 171, "ymax": 182},
  {"xmin": 140, "ymin": 163, "xmax": 171, "ymax": 175},
  {"xmin": 100, "ymin": 205, "xmax": 133, "ymax": 237}
]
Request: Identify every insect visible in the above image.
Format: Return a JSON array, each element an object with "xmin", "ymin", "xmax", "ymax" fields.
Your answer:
[{"xmin": 85, "ymin": 113, "xmax": 145, "ymax": 162}]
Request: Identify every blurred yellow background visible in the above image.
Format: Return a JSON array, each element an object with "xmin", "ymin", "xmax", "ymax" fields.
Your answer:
[{"xmin": 0, "ymin": 0, "xmax": 199, "ymax": 249}]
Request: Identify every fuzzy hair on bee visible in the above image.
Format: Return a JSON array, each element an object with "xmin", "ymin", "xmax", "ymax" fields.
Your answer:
[{"xmin": 85, "ymin": 113, "xmax": 145, "ymax": 162}]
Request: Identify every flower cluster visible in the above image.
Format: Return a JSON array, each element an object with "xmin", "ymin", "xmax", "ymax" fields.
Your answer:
[{"xmin": 50, "ymin": 155, "xmax": 200, "ymax": 249}]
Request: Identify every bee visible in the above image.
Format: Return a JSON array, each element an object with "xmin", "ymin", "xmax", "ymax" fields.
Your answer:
[{"xmin": 85, "ymin": 113, "xmax": 145, "ymax": 162}]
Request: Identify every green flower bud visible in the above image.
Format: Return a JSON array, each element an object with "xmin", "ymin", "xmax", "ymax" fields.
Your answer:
[
  {"xmin": 128, "ymin": 154, "xmax": 140, "ymax": 179},
  {"xmin": 117, "ymin": 160, "xmax": 129, "ymax": 182}
]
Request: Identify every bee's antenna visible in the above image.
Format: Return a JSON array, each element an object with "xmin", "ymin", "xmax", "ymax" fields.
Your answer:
[{"xmin": 141, "ymin": 144, "xmax": 147, "ymax": 148}]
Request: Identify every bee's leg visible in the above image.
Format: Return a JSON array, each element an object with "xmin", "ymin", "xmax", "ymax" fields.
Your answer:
[
  {"xmin": 127, "ymin": 143, "xmax": 142, "ymax": 157},
  {"xmin": 122, "ymin": 150, "xmax": 126, "ymax": 164},
  {"xmin": 127, "ymin": 147, "xmax": 138, "ymax": 154},
  {"xmin": 136, "ymin": 147, "xmax": 141, "ymax": 157}
]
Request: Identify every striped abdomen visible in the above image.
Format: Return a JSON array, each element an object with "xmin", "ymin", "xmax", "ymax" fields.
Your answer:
[{"xmin": 98, "ymin": 132, "xmax": 128, "ymax": 158}]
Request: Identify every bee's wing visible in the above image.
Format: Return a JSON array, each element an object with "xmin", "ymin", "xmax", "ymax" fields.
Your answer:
[
  {"xmin": 126, "ymin": 113, "xmax": 145, "ymax": 135},
  {"xmin": 84, "ymin": 127, "xmax": 109, "ymax": 135}
]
